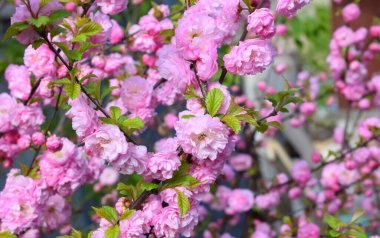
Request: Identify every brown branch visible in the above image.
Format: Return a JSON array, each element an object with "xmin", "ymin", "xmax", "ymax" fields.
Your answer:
[{"xmin": 23, "ymin": 78, "xmax": 42, "ymax": 105}]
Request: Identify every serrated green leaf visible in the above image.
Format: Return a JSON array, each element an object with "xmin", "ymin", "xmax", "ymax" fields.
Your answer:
[
  {"xmin": 19, "ymin": 162, "xmax": 29, "ymax": 176},
  {"xmin": 50, "ymin": 77, "xmax": 71, "ymax": 86},
  {"xmin": 205, "ymin": 88, "xmax": 224, "ymax": 117},
  {"xmin": 324, "ymin": 214, "xmax": 339, "ymax": 229},
  {"xmin": 72, "ymin": 22, "xmax": 102, "ymax": 42},
  {"xmin": 267, "ymin": 121, "xmax": 283, "ymax": 130},
  {"xmin": 235, "ymin": 114, "xmax": 259, "ymax": 127},
  {"xmin": 175, "ymin": 189, "xmax": 190, "ymax": 217},
  {"xmin": 120, "ymin": 209, "xmax": 135, "ymax": 220},
  {"xmin": 141, "ymin": 182, "xmax": 159, "ymax": 191},
  {"xmin": 71, "ymin": 228, "xmax": 82, "ymax": 238},
  {"xmin": 27, "ymin": 16, "xmax": 50, "ymax": 28},
  {"xmin": 99, "ymin": 117, "xmax": 114, "ymax": 124},
  {"xmin": 221, "ymin": 115, "xmax": 241, "ymax": 134},
  {"xmin": 64, "ymin": 83, "xmax": 81, "ymax": 99},
  {"xmin": 328, "ymin": 229, "xmax": 341, "ymax": 237},
  {"xmin": 121, "ymin": 117, "xmax": 144, "ymax": 130},
  {"xmin": 48, "ymin": 10, "xmax": 70, "ymax": 23},
  {"xmin": 350, "ymin": 209, "xmax": 366, "ymax": 223},
  {"xmin": 184, "ymin": 85, "xmax": 200, "ymax": 100},
  {"xmin": 110, "ymin": 106, "xmax": 122, "ymax": 120},
  {"xmin": 105, "ymin": 225, "xmax": 119, "ymax": 238},
  {"xmin": 117, "ymin": 183, "xmax": 138, "ymax": 200},
  {"xmin": 226, "ymin": 99, "xmax": 245, "ymax": 116},
  {"xmin": 3, "ymin": 22, "xmax": 30, "ymax": 39},
  {"xmin": 79, "ymin": 74, "xmax": 97, "ymax": 83},
  {"xmin": 32, "ymin": 39, "xmax": 45, "ymax": 49},
  {"xmin": 181, "ymin": 114, "xmax": 195, "ymax": 119},
  {"xmin": 0, "ymin": 231, "xmax": 17, "ymax": 238},
  {"xmin": 92, "ymin": 206, "xmax": 118, "ymax": 224}
]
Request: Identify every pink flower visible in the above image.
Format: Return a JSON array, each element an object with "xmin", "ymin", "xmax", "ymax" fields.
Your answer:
[
  {"xmin": 42, "ymin": 194, "xmax": 71, "ymax": 231},
  {"xmin": 0, "ymin": 93, "xmax": 17, "ymax": 133},
  {"xmin": 276, "ymin": 0, "xmax": 312, "ymax": 18},
  {"xmin": 5, "ymin": 64, "xmax": 31, "ymax": 100},
  {"xmin": 24, "ymin": 44, "xmax": 57, "ymax": 78},
  {"xmin": 292, "ymin": 161, "xmax": 311, "ymax": 186},
  {"xmin": 66, "ymin": 94, "xmax": 100, "ymax": 139},
  {"xmin": 297, "ymin": 223, "xmax": 320, "ymax": 238},
  {"xmin": 99, "ymin": 167, "xmax": 119, "ymax": 186},
  {"xmin": 342, "ymin": 3, "xmax": 360, "ymax": 23},
  {"xmin": 153, "ymin": 207, "xmax": 181, "ymax": 237},
  {"xmin": 110, "ymin": 20, "xmax": 124, "ymax": 44},
  {"xmin": 229, "ymin": 153, "xmax": 252, "ymax": 171},
  {"xmin": 119, "ymin": 210, "xmax": 148, "ymax": 237},
  {"xmin": 147, "ymin": 150, "xmax": 181, "ymax": 180},
  {"xmin": 46, "ymin": 135, "xmax": 63, "ymax": 152},
  {"xmin": 164, "ymin": 113, "xmax": 178, "ymax": 129},
  {"xmin": 32, "ymin": 132, "xmax": 45, "ymax": 146},
  {"xmin": 255, "ymin": 191, "xmax": 280, "ymax": 209},
  {"xmin": 0, "ymin": 169, "xmax": 45, "ymax": 233},
  {"xmin": 84, "ymin": 124, "xmax": 128, "ymax": 162},
  {"xmin": 110, "ymin": 143, "xmax": 148, "ymax": 175},
  {"xmin": 299, "ymin": 102, "xmax": 316, "ymax": 116},
  {"xmin": 96, "ymin": 0, "xmax": 128, "ymax": 15},
  {"xmin": 175, "ymin": 12, "xmax": 216, "ymax": 60},
  {"xmin": 89, "ymin": 12, "xmax": 112, "ymax": 45},
  {"xmin": 40, "ymin": 138, "xmax": 92, "ymax": 195},
  {"xmin": 247, "ymin": 8, "xmax": 275, "ymax": 39},
  {"xmin": 175, "ymin": 114, "xmax": 229, "ymax": 161},
  {"xmin": 223, "ymin": 39, "xmax": 276, "ymax": 75},
  {"xmin": 358, "ymin": 117, "xmax": 380, "ymax": 140},
  {"xmin": 13, "ymin": 104, "xmax": 45, "ymax": 135},
  {"xmin": 333, "ymin": 26, "xmax": 354, "ymax": 48},
  {"xmin": 225, "ymin": 189, "xmax": 254, "ymax": 215},
  {"xmin": 139, "ymin": 15, "xmax": 162, "ymax": 36},
  {"xmin": 120, "ymin": 76, "xmax": 154, "ymax": 112},
  {"xmin": 155, "ymin": 44, "xmax": 194, "ymax": 105}
]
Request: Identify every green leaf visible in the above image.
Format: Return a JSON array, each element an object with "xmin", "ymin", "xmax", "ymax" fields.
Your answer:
[
  {"xmin": 221, "ymin": 115, "xmax": 241, "ymax": 134},
  {"xmin": 184, "ymin": 85, "xmax": 200, "ymax": 100},
  {"xmin": 117, "ymin": 183, "xmax": 138, "ymax": 200},
  {"xmin": 99, "ymin": 117, "xmax": 114, "ymax": 124},
  {"xmin": 164, "ymin": 174, "xmax": 202, "ymax": 189},
  {"xmin": 324, "ymin": 214, "xmax": 339, "ymax": 229},
  {"xmin": 235, "ymin": 114, "xmax": 259, "ymax": 127},
  {"xmin": 121, "ymin": 117, "xmax": 145, "ymax": 130},
  {"xmin": 110, "ymin": 106, "xmax": 122, "ymax": 120},
  {"xmin": 346, "ymin": 231, "xmax": 367, "ymax": 238},
  {"xmin": 32, "ymin": 39, "xmax": 45, "ymax": 49},
  {"xmin": 328, "ymin": 229, "xmax": 341, "ymax": 237},
  {"xmin": 71, "ymin": 228, "xmax": 82, "ymax": 238},
  {"xmin": 3, "ymin": 22, "xmax": 30, "ymax": 39},
  {"xmin": 175, "ymin": 189, "xmax": 190, "ymax": 217},
  {"xmin": 105, "ymin": 225, "xmax": 119, "ymax": 238},
  {"xmin": 92, "ymin": 206, "xmax": 118, "ymax": 224},
  {"xmin": 120, "ymin": 209, "xmax": 135, "ymax": 220},
  {"xmin": 101, "ymin": 86, "xmax": 118, "ymax": 100},
  {"xmin": 0, "ymin": 231, "xmax": 17, "ymax": 238},
  {"xmin": 226, "ymin": 99, "xmax": 245, "ymax": 116},
  {"xmin": 205, "ymin": 88, "xmax": 224, "ymax": 117},
  {"xmin": 50, "ymin": 77, "xmax": 71, "ymax": 86},
  {"xmin": 267, "ymin": 121, "xmax": 283, "ymax": 130},
  {"xmin": 48, "ymin": 10, "xmax": 70, "ymax": 23},
  {"xmin": 19, "ymin": 162, "xmax": 29, "ymax": 176},
  {"xmin": 72, "ymin": 22, "xmax": 102, "ymax": 42},
  {"xmin": 242, "ymin": 0, "xmax": 253, "ymax": 12},
  {"xmin": 350, "ymin": 209, "xmax": 366, "ymax": 223},
  {"xmin": 27, "ymin": 16, "xmax": 50, "ymax": 28},
  {"xmin": 79, "ymin": 74, "xmax": 97, "ymax": 83},
  {"xmin": 141, "ymin": 182, "xmax": 159, "ymax": 191},
  {"xmin": 181, "ymin": 114, "xmax": 195, "ymax": 119},
  {"xmin": 64, "ymin": 83, "xmax": 81, "ymax": 99}
]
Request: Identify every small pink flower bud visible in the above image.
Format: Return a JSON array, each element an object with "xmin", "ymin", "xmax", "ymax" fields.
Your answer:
[
  {"xmin": 32, "ymin": 132, "xmax": 45, "ymax": 146},
  {"xmin": 288, "ymin": 187, "xmax": 301, "ymax": 199},
  {"xmin": 17, "ymin": 135, "xmax": 31, "ymax": 150},
  {"xmin": 46, "ymin": 135, "xmax": 63, "ymax": 152},
  {"xmin": 65, "ymin": 2, "xmax": 76, "ymax": 11},
  {"xmin": 311, "ymin": 152, "xmax": 322, "ymax": 164},
  {"xmin": 257, "ymin": 81, "xmax": 267, "ymax": 91},
  {"xmin": 370, "ymin": 25, "xmax": 380, "ymax": 37}
]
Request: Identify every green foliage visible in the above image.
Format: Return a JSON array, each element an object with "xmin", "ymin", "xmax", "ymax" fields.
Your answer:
[
  {"xmin": 221, "ymin": 115, "xmax": 241, "ymax": 134},
  {"xmin": 323, "ymin": 211, "xmax": 367, "ymax": 238},
  {"xmin": 205, "ymin": 88, "xmax": 224, "ymax": 117},
  {"xmin": 57, "ymin": 228, "xmax": 82, "ymax": 238},
  {"xmin": 175, "ymin": 189, "xmax": 190, "ymax": 217},
  {"xmin": 105, "ymin": 225, "xmax": 120, "ymax": 238},
  {"xmin": 64, "ymin": 82, "xmax": 81, "ymax": 99},
  {"xmin": 0, "ymin": 231, "xmax": 17, "ymax": 238},
  {"xmin": 120, "ymin": 209, "xmax": 135, "ymax": 220},
  {"xmin": 92, "ymin": 206, "xmax": 118, "ymax": 224},
  {"xmin": 161, "ymin": 160, "xmax": 202, "ymax": 190},
  {"xmin": 3, "ymin": 22, "xmax": 29, "ymax": 40}
]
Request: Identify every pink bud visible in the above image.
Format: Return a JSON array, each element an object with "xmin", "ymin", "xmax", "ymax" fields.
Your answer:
[
  {"xmin": 110, "ymin": 20, "xmax": 124, "ymax": 44},
  {"xmin": 109, "ymin": 79, "xmax": 121, "ymax": 97},
  {"xmin": 46, "ymin": 135, "xmax": 63, "ymax": 152},
  {"xmin": 345, "ymin": 160, "xmax": 357, "ymax": 170},
  {"xmin": 91, "ymin": 56, "xmax": 106, "ymax": 69},
  {"xmin": 164, "ymin": 113, "xmax": 178, "ymax": 129},
  {"xmin": 358, "ymin": 98, "xmax": 370, "ymax": 109},
  {"xmin": 93, "ymin": 183, "xmax": 103, "ymax": 192},
  {"xmin": 3, "ymin": 159, "xmax": 12, "ymax": 168},
  {"xmin": 275, "ymin": 63, "xmax": 287, "ymax": 74},
  {"xmin": 17, "ymin": 135, "xmax": 31, "ymax": 150},
  {"xmin": 246, "ymin": 100, "xmax": 254, "ymax": 108},
  {"xmin": 257, "ymin": 81, "xmax": 267, "ymax": 91},
  {"xmin": 231, "ymin": 85, "xmax": 240, "ymax": 92},
  {"xmin": 266, "ymin": 87, "xmax": 275, "ymax": 94},
  {"xmin": 370, "ymin": 25, "xmax": 380, "ymax": 37},
  {"xmin": 319, "ymin": 72, "xmax": 328, "ymax": 82},
  {"xmin": 288, "ymin": 187, "xmax": 301, "ymax": 199},
  {"xmin": 326, "ymin": 96, "xmax": 335, "ymax": 106},
  {"xmin": 65, "ymin": 2, "xmax": 76, "ymax": 11},
  {"xmin": 276, "ymin": 24, "xmax": 287, "ymax": 36},
  {"xmin": 32, "ymin": 132, "xmax": 45, "ymax": 146},
  {"xmin": 342, "ymin": 3, "xmax": 361, "ymax": 23},
  {"xmin": 235, "ymin": 95, "xmax": 247, "ymax": 105},
  {"xmin": 142, "ymin": 54, "xmax": 156, "ymax": 68},
  {"xmin": 311, "ymin": 152, "xmax": 322, "ymax": 164}
]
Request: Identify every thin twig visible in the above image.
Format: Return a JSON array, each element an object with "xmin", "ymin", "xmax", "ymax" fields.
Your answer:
[{"xmin": 24, "ymin": 78, "xmax": 42, "ymax": 105}]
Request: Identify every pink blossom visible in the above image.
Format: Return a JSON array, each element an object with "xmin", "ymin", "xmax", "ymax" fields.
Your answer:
[
  {"xmin": 90, "ymin": 12, "xmax": 112, "ymax": 45},
  {"xmin": 147, "ymin": 150, "xmax": 181, "ymax": 180},
  {"xmin": 175, "ymin": 114, "xmax": 229, "ymax": 161},
  {"xmin": 32, "ymin": 132, "xmax": 45, "ymax": 146},
  {"xmin": 84, "ymin": 124, "xmax": 128, "ymax": 162},
  {"xmin": 342, "ymin": 3, "xmax": 360, "ymax": 23},
  {"xmin": 13, "ymin": 104, "xmax": 45, "ymax": 135},
  {"xmin": 247, "ymin": 8, "xmax": 275, "ymax": 39},
  {"xmin": 229, "ymin": 153, "xmax": 252, "ymax": 171},
  {"xmin": 46, "ymin": 135, "xmax": 63, "ymax": 152},
  {"xmin": 223, "ymin": 39, "xmax": 276, "ymax": 75},
  {"xmin": 276, "ymin": 0, "xmax": 312, "ymax": 18},
  {"xmin": 0, "ymin": 93, "xmax": 17, "ymax": 133},
  {"xmin": 110, "ymin": 143, "xmax": 148, "ymax": 175},
  {"xmin": 299, "ymin": 102, "xmax": 316, "ymax": 116},
  {"xmin": 358, "ymin": 117, "xmax": 380, "ymax": 140},
  {"xmin": 110, "ymin": 20, "xmax": 124, "ymax": 44},
  {"xmin": 119, "ymin": 210, "xmax": 148, "ymax": 237},
  {"xmin": 292, "ymin": 161, "xmax": 311, "ymax": 186},
  {"xmin": 164, "ymin": 113, "xmax": 178, "ymax": 129},
  {"xmin": 255, "ymin": 191, "xmax": 280, "ymax": 210},
  {"xmin": 139, "ymin": 15, "xmax": 162, "ymax": 36},
  {"xmin": 66, "ymin": 94, "xmax": 100, "ymax": 139},
  {"xmin": 5, "ymin": 64, "xmax": 31, "ymax": 100},
  {"xmin": 297, "ymin": 223, "xmax": 320, "ymax": 238},
  {"xmin": 42, "ymin": 194, "xmax": 71, "ymax": 231},
  {"xmin": 99, "ymin": 167, "xmax": 119, "ymax": 186},
  {"xmin": 175, "ymin": 12, "xmax": 216, "ymax": 60},
  {"xmin": 225, "ymin": 189, "xmax": 254, "ymax": 215},
  {"xmin": 120, "ymin": 76, "xmax": 154, "ymax": 112},
  {"xmin": 24, "ymin": 44, "xmax": 57, "ymax": 78},
  {"xmin": 333, "ymin": 26, "xmax": 354, "ymax": 48},
  {"xmin": 96, "ymin": 0, "xmax": 128, "ymax": 15}
]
